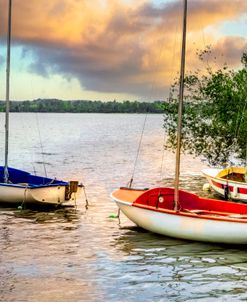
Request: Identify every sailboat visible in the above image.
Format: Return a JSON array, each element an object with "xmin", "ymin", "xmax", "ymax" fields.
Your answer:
[
  {"xmin": 111, "ymin": 0, "xmax": 247, "ymax": 244},
  {"xmin": 0, "ymin": 0, "xmax": 79, "ymax": 206},
  {"xmin": 202, "ymin": 167, "xmax": 247, "ymax": 202}
]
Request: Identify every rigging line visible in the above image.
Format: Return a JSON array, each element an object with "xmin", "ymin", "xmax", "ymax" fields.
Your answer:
[
  {"xmin": 161, "ymin": 17, "xmax": 179, "ymax": 182},
  {"xmin": 28, "ymin": 59, "xmax": 37, "ymax": 174},
  {"xmin": 159, "ymin": 8, "xmax": 179, "ymax": 184},
  {"xmin": 35, "ymin": 113, "xmax": 47, "ymax": 178},
  {"xmin": 146, "ymin": 5, "xmax": 179, "ymax": 100},
  {"xmin": 199, "ymin": 24, "xmax": 211, "ymax": 70},
  {"xmin": 232, "ymin": 103, "xmax": 242, "ymax": 140},
  {"xmin": 234, "ymin": 98, "xmax": 247, "ymax": 139},
  {"xmin": 128, "ymin": 25, "xmax": 167, "ymax": 187},
  {"xmin": 4, "ymin": 0, "xmax": 12, "ymax": 183},
  {"xmin": 221, "ymin": 99, "xmax": 247, "ymax": 160},
  {"xmin": 168, "ymin": 16, "xmax": 179, "ymax": 97},
  {"xmin": 159, "ymin": 130, "xmax": 167, "ymax": 182},
  {"xmin": 150, "ymin": 7, "xmax": 179, "ymax": 100},
  {"xmin": 139, "ymin": 23, "xmax": 178, "ymax": 182},
  {"xmin": 224, "ymin": 98, "xmax": 247, "ymax": 155},
  {"xmin": 128, "ymin": 3, "xmax": 180, "ymax": 187},
  {"xmin": 146, "ymin": 34, "xmax": 166, "ymax": 99},
  {"xmin": 19, "ymin": 111, "xmax": 37, "ymax": 175},
  {"xmin": 128, "ymin": 113, "xmax": 148, "ymax": 188},
  {"xmin": 246, "ymin": 143, "xmax": 247, "ymax": 166}
]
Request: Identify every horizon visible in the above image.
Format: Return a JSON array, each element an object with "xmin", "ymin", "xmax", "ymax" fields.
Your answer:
[{"xmin": 0, "ymin": 98, "xmax": 163, "ymax": 103}]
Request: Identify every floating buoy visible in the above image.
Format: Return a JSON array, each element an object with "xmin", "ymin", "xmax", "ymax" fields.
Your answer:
[
  {"xmin": 203, "ymin": 183, "xmax": 211, "ymax": 191},
  {"xmin": 108, "ymin": 213, "xmax": 119, "ymax": 218}
]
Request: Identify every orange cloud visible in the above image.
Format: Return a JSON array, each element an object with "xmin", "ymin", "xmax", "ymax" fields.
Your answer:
[
  {"xmin": 0, "ymin": 0, "xmax": 246, "ymax": 99},
  {"xmin": 187, "ymin": 1, "xmax": 247, "ymax": 31}
]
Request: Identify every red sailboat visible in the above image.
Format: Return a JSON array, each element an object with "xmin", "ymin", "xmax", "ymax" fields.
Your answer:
[{"xmin": 111, "ymin": 0, "xmax": 247, "ymax": 244}]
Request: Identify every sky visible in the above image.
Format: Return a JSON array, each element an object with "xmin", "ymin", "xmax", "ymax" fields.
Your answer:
[{"xmin": 0, "ymin": 0, "xmax": 246, "ymax": 102}]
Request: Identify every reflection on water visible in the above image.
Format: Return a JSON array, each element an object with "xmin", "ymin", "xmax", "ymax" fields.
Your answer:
[
  {"xmin": 13, "ymin": 207, "xmax": 80, "ymax": 224},
  {"xmin": 114, "ymin": 225, "xmax": 247, "ymax": 301},
  {"xmin": 0, "ymin": 113, "xmax": 246, "ymax": 302}
]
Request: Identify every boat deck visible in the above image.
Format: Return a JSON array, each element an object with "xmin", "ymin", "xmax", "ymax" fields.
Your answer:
[{"xmin": 112, "ymin": 187, "xmax": 247, "ymax": 222}]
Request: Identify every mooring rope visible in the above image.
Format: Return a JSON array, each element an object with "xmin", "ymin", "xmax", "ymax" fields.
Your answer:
[
  {"xmin": 82, "ymin": 184, "xmax": 89, "ymax": 209},
  {"xmin": 18, "ymin": 186, "xmax": 28, "ymax": 210}
]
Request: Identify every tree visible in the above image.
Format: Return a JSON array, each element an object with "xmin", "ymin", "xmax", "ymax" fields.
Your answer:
[{"xmin": 163, "ymin": 52, "xmax": 247, "ymax": 166}]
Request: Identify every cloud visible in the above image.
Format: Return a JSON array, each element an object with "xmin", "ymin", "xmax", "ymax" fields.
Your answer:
[
  {"xmin": 0, "ymin": 0, "xmax": 246, "ymax": 99},
  {"xmin": 210, "ymin": 36, "xmax": 247, "ymax": 66}
]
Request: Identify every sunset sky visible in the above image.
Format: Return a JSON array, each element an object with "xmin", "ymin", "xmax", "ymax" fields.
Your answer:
[{"xmin": 0, "ymin": 0, "xmax": 246, "ymax": 101}]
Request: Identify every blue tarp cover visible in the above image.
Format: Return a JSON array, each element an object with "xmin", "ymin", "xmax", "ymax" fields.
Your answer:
[{"xmin": 0, "ymin": 166, "xmax": 68, "ymax": 188}]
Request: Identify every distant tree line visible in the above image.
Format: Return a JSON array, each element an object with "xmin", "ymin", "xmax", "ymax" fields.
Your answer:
[{"xmin": 0, "ymin": 99, "xmax": 164, "ymax": 113}]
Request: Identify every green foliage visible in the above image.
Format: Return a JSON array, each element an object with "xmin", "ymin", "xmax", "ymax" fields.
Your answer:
[
  {"xmin": 163, "ymin": 52, "xmax": 247, "ymax": 165},
  {"xmin": 0, "ymin": 99, "xmax": 164, "ymax": 114}
]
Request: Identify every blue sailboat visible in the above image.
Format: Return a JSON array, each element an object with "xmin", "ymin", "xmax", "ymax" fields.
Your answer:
[{"xmin": 0, "ymin": 0, "xmax": 79, "ymax": 206}]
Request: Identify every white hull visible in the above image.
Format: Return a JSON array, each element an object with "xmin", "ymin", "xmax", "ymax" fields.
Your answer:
[
  {"xmin": 0, "ymin": 183, "xmax": 72, "ymax": 205},
  {"xmin": 202, "ymin": 168, "xmax": 247, "ymax": 202},
  {"xmin": 116, "ymin": 200, "xmax": 247, "ymax": 244}
]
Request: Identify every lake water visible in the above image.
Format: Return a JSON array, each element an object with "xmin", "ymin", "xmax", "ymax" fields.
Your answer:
[{"xmin": 0, "ymin": 113, "xmax": 247, "ymax": 302}]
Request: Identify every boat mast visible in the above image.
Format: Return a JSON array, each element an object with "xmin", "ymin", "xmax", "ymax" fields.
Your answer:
[
  {"xmin": 174, "ymin": 0, "xmax": 187, "ymax": 210},
  {"xmin": 4, "ymin": 0, "xmax": 12, "ymax": 183}
]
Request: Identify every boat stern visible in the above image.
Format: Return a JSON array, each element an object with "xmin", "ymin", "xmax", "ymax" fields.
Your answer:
[{"xmin": 111, "ymin": 187, "xmax": 146, "ymax": 205}]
